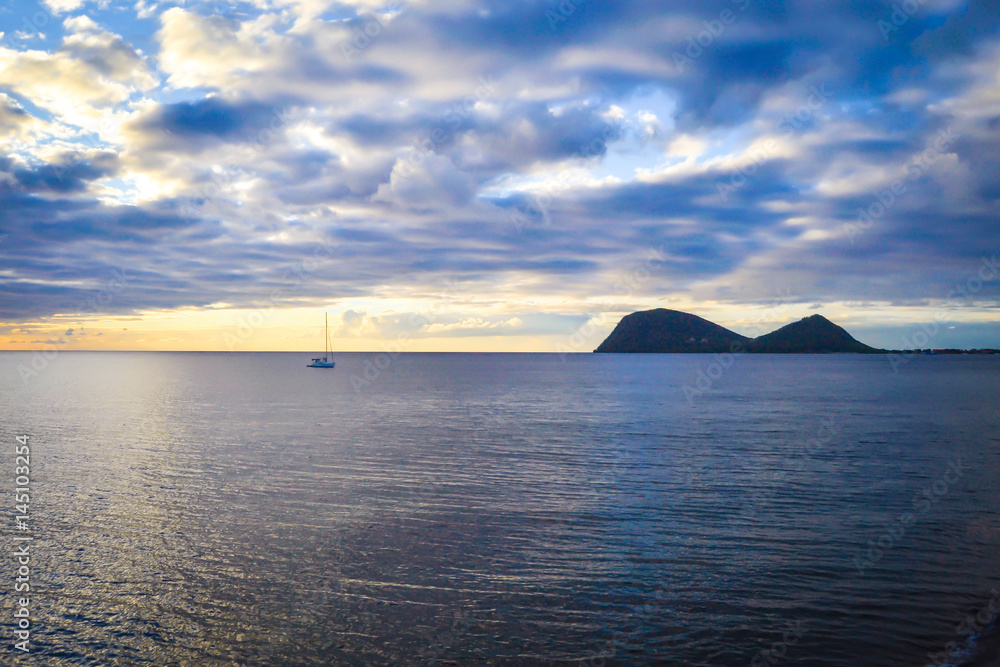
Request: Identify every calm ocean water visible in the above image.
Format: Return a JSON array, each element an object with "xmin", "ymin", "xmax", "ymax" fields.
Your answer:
[{"xmin": 1, "ymin": 351, "xmax": 999, "ymax": 666}]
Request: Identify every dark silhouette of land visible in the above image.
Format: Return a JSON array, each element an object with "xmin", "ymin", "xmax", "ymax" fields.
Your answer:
[
  {"xmin": 595, "ymin": 309, "xmax": 1000, "ymax": 354},
  {"xmin": 745, "ymin": 314, "xmax": 879, "ymax": 353},
  {"xmin": 595, "ymin": 309, "xmax": 881, "ymax": 353},
  {"xmin": 594, "ymin": 309, "xmax": 749, "ymax": 353}
]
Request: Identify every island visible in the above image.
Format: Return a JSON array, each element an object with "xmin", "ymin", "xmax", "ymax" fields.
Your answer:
[
  {"xmin": 595, "ymin": 309, "xmax": 882, "ymax": 354},
  {"xmin": 593, "ymin": 309, "xmax": 749, "ymax": 353},
  {"xmin": 745, "ymin": 314, "xmax": 880, "ymax": 353}
]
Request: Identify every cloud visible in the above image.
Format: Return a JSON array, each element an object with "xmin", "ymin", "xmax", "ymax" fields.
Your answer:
[
  {"xmin": 156, "ymin": 8, "xmax": 292, "ymax": 90},
  {"xmin": 0, "ymin": 0, "xmax": 999, "ymax": 346},
  {"xmin": 425, "ymin": 316, "xmax": 523, "ymax": 335},
  {"xmin": 334, "ymin": 309, "xmax": 383, "ymax": 337},
  {"xmin": 9, "ymin": 151, "xmax": 119, "ymax": 194},
  {"xmin": 0, "ymin": 16, "xmax": 156, "ymax": 121},
  {"xmin": 0, "ymin": 94, "xmax": 39, "ymax": 140},
  {"xmin": 373, "ymin": 153, "xmax": 476, "ymax": 208},
  {"xmin": 335, "ymin": 310, "xmax": 526, "ymax": 339},
  {"xmin": 126, "ymin": 97, "xmax": 282, "ymax": 153},
  {"xmin": 42, "ymin": 0, "xmax": 88, "ymax": 14}
]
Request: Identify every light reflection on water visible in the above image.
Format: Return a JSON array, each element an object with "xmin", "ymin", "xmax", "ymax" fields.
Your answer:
[{"xmin": 1, "ymin": 352, "xmax": 999, "ymax": 666}]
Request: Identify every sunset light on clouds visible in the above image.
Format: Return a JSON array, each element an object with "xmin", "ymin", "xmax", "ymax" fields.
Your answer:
[{"xmin": 1, "ymin": 0, "xmax": 998, "ymax": 352}]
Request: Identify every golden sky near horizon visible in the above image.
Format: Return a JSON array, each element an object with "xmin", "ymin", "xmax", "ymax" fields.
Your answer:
[{"xmin": 3, "ymin": 301, "xmax": 997, "ymax": 352}]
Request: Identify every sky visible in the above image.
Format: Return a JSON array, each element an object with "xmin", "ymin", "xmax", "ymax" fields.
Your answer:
[{"xmin": 0, "ymin": 0, "xmax": 998, "ymax": 352}]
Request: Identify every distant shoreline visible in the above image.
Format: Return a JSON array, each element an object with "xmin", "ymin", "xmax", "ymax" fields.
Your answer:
[
  {"xmin": 1, "ymin": 349, "xmax": 998, "ymax": 355},
  {"xmin": 593, "ymin": 308, "xmax": 1000, "ymax": 355}
]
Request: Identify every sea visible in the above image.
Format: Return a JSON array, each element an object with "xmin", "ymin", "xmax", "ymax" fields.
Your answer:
[{"xmin": 1, "ymin": 351, "xmax": 998, "ymax": 666}]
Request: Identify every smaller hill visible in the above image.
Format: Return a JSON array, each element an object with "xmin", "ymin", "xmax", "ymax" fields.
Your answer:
[
  {"xmin": 746, "ymin": 314, "xmax": 881, "ymax": 353},
  {"xmin": 594, "ymin": 309, "xmax": 750, "ymax": 353}
]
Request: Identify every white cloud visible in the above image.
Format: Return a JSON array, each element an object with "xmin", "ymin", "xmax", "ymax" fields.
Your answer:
[
  {"xmin": 425, "ymin": 317, "xmax": 523, "ymax": 334},
  {"xmin": 0, "ymin": 94, "xmax": 42, "ymax": 141},
  {"xmin": 334, "ymin": 309, "xmax": 384, "ymax": 337},
  {"xmin": 373, "ymin": 153, "xmax": 475, "ymax": 208},
  {"xmin": 134, "ymin": 0, "xmax": 158, "ymax": 20},
  {"xmin": 42, "ymin": 0, "xmax": 87, "ymax": 14},
  {"xmin": 0, "ymin": 17, "xmax": 156, "ymax": 125},
  {"xmin": 932, "ymin": 41, "xmax": 1000, "ymax": 134},
  {"xmin": 156, "ymin": 8, "xmax": 291, "ymax": 90},
  {"xmin": 334, "ymin": 309, "xmax": 525, "ymax": 339}
]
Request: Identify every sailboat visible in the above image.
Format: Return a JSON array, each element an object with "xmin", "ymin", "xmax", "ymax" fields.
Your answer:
[{"xmin": 307, "ymin": 313, "xmax": 336, "ymax": 368}]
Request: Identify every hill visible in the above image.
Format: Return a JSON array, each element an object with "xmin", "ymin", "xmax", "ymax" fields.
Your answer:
[
  {"xmin": 745, "ymin": 314, "xmax": 881, "ymax": 353},
  {"xmin": 594, "ymin": 311, "xmax": 883, "ymax": 353},
  {"xmin": 593, "ymin": 309, "xmax": 750, "ymax": 353}
]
